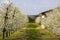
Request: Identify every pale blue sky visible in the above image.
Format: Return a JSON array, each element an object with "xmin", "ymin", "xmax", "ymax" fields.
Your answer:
[{"xmin": 0, "ymin": 0, "xmax": 60, "ymax": 15}]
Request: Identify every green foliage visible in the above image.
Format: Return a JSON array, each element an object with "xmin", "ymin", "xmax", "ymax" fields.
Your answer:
[
  {"xmin": 26, "ymin": 23, "xmax": 58, "ymax": 40},
  {"xmin": 28, "ymin": 17, "xmax": 35, "ymax": 23},
  {"xmin": 26, "ymin": 28, "xmax": 39, "ymax": 40},
  {"xmin": 27, "ymin": 23, "xmax": 38, "ymax": 28},
  {"xmin": 1, "ymin": 23, "xmax": 60, "ymax": 40}
]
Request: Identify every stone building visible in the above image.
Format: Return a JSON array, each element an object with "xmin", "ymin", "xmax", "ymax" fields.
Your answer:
[{"xmin": 35, "ymin": 7, "xmax": 60, "ymax": 35}]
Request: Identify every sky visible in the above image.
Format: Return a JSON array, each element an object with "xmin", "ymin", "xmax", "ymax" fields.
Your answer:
[{"xmin": 0, "ymin": 0, "xmax": 60, "ymax": 15}]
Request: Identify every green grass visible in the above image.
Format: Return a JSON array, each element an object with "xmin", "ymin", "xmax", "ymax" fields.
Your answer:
[
  {"xmin": 1, "ymin": 23, "xmax": 60, "ymax": 40},
  {"xmin": 27, "ymin": 23, "xmax": 38, "ymax": 28},
  {"xmin": 25, "ymin": 28, "xmax": 39, "ymax": 40},
  {"xmin": 5, "ymin": 28, "xmax": 26, "ymax": 40},
  {"xmin": 0, "ymin": 32, "xmax": 3, "ymax": 40},
  {"xmin": 25, "ymin": 27, "xmax": 58, "ymax": 40}
]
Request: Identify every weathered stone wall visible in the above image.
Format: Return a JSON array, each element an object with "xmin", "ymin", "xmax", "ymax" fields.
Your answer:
[{"xmin": 35, "ymin": 7, "xmax": 60, "ymax": 35}]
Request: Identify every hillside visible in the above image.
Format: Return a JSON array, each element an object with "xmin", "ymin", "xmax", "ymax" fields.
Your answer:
[{"xmin": 28, "ymin": 15, "xmax": 38, "ymax": 22}]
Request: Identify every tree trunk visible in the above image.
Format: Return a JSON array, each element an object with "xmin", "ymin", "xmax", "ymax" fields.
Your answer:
[
  {"xmin": 6, "ymin": 31, "xmax": 8, "ymax": 37},
  {"xmin": 3, "ymin": 31, "xmax": 5, "ymax": 39},
  {"xmin": 9, "ymin": 31, "xmax": 10, "ymax": 36}
]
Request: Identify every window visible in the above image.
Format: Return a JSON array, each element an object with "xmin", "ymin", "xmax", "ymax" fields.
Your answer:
[{"xmin": 42, "ymin": 15, "xmax": 45, "ymax": 18}]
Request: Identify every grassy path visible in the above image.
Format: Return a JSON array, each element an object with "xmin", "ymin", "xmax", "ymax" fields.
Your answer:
[{"xmin": 4, "ymin": 23, "xmax": 59, "ymax": 40}]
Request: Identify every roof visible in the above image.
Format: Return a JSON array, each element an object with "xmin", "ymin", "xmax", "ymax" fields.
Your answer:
[
  {"xmin": 39, "ymin": 10, "xmax": 53, "ymax": 15},
  {"xmin": 39, "ymin": 7, "xmax": 60, "ymax": 16}
]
